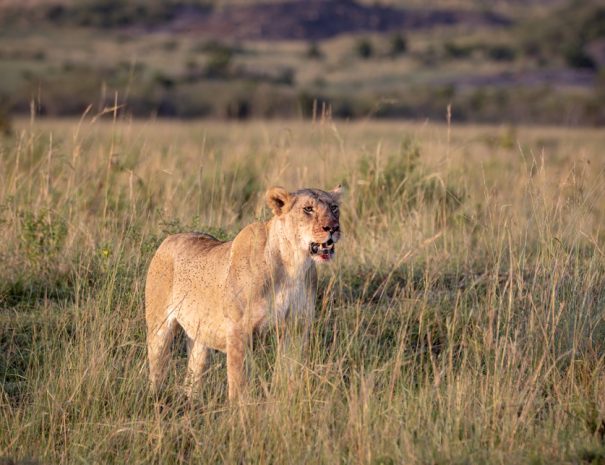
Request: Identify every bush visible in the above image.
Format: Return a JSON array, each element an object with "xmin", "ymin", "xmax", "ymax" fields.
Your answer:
[
  {"xmin": 564, "ymin": 42, "xmax": 597, "ymax": 70},
  {"xmin": 306, "ymin": 41, "xmax": 323, "ymax": 59},
  {"xmin": 18, "ymin": 209, "xmax": 68, "ymax": 267},
  {"xmin": 443, "ymin": 41, "xmax": 473, "ymax": 59},
  {"xmin": 487, "ymin": 44, "xmax": 516, "ymax": 61},
  {"xmin": 519, "ymin": 3, "xmax": 605, "ymax": 69},
  {"xmin": 355, "ymin": 37, "xmax": 373, "ymax": 59},
  {"xmin": 153, "ymin": 72, "xmax": 176, "ymax": 89},
  {"xmin": 41, "ymin": 0, "xmax": 195, "ymax": 28},
  {"xmin": 205, "ymin": 46, "xmax": 234, "ymax": 78},
  {"xmin": 389, "ymin": 33, "xmax": 407, "ymax": 57}
]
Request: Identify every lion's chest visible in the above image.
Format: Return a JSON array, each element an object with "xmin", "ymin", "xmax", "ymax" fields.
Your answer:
[{"xmin": 255, "ymin": 276, "xmax": 310, "ymax": 330}]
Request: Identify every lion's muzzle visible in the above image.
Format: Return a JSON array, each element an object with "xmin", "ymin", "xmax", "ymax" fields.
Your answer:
[{"xmin": 309, "ymin": 237, "xmax": 336, "ymax": 262}]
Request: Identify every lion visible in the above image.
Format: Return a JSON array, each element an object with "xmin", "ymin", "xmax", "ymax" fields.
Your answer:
[{"xmin": 145, "ymin": 185, "xmax": 342, "ymax": 400}]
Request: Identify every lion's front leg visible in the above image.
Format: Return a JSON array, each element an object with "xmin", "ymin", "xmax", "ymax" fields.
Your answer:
[
  {"xmin": 226, "ymin": 324, "xmax": 248, "ymax": 401},
  {"xmin": 273, "ymin": 296, "xmax": 317, "ymax": 396},
  {"xmin": 302, "ymin": 264, "xmax": 318, "ymax": 349},
  {"xmin": 184, "ymin": 338, "xmax": 210, "ymax": 397},
  {"xmin": 297, "ymin": 267, "xmax": 318, "ymax": 352}
]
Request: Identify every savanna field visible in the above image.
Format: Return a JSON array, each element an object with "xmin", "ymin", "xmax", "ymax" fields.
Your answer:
[{"xmin": 1, "ymin": 116, "xmax": 604, "ymax": 464}]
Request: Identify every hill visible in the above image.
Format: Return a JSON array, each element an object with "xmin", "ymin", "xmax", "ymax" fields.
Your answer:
[
  {"xmin": 159, "ymin": 0, "xmax": 510, "ymax": 40},
  {"xmin": 0, "ymin": 0, "xmax": 604, "ymax": 125}
]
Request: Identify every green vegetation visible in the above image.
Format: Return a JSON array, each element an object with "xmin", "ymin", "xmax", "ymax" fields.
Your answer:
[
  {"xmin": 355, "ymin": 37, "xmax": 374, "ymax": 59},
  {"xmin": 7, "ymin": 0, "xmax": 215, "ymax": 28},
  {"xmin": 204, "ymin": 44, "xmax": 234, "ymax": 79},
  {"xmin": 306, "ymin": 41, "xmax": 323, "ymax": 60},
  {"xmin": 1, "ymin": 117, "xmax": 604, "ymax": 463},
  {"xmin": 520, "ymin": 1, "xmax": 605, "ymax": 70},
  {"xmin": 389, "ymin": 33, "xmax": 407, "ymax": 57},
  {"xmin": 0, "ymin": 0, "xmax": 604, "ymax": 124}
]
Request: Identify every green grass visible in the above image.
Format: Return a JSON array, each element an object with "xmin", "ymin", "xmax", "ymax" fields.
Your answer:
[{"xmin": 1, "ymin": 117, "xmax": 604, "ymax": 464}]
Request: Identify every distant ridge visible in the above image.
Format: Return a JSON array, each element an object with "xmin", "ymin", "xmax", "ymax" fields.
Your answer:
[{"xmin": 164, "ymin": 0, "xmax": 511, "ymax": 40}]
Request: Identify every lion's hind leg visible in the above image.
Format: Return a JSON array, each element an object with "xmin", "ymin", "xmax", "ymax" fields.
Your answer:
[
  {"xmin": 147, "ymin": 316, "xmax": 178, "ymax": 393},
  {"xmin": 145, "ymin": 240, "xmax": 177, "ymax": 393}
]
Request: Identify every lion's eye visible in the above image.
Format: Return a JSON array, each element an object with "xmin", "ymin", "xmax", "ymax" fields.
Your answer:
[
  {"xmin": 303, "ymin": 206, "xmax": 314, "ymax": 214},
  {"xmin": 330, "ymin": 205, "xmax": 339, "ymax": 214}
]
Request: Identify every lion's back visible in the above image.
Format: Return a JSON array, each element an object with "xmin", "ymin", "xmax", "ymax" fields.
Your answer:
[
  {"xmin": 145, "ymin": 232, "xmax": 232, "ymax": 321},
  {"xmin": 165, "ymin": 232, "xmax": 232, "ymax": 286}
]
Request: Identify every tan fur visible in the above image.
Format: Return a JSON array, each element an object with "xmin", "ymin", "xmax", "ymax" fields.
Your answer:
[{"xmin": 145, "ymin": 186, "xmax": 342, "ymax": 400}]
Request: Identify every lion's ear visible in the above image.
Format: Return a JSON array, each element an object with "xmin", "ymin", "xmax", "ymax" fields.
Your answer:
[
  {"xmin": 266, "ymin": 186, "xmax": 292, "ymax": 216},
  {"xmin": 330, "ymin": 184, "xmax": 344, "ymax": 203}
]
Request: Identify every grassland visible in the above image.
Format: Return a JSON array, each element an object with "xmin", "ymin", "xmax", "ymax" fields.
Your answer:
[
  {"xmin": 1, "ymin": 0, "xmax": 604, "ymax": 124},
  {"xmin": 1, "ymin": 116, "xmax": 604, "ymax": 464}
]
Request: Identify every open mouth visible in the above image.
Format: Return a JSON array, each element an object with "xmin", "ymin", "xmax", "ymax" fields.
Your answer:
[{"xmin": 309, "ymin": 238, "xmax": 335, "ymax": 261}]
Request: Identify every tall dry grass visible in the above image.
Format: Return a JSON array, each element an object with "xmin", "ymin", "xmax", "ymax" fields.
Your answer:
[{"xmin": 1, "ymin": 116, "xmax": 604, "ymax": 464}]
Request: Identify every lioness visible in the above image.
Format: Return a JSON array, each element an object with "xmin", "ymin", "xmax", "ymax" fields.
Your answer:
[{"xmin": 145, "ymin": 186, "xmax": 342, "ymax": 400}]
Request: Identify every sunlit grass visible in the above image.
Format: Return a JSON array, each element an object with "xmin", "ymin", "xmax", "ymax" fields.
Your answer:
[{"xmin": 1, "ymin": 117, "xmax": 604, "ymax": 464}]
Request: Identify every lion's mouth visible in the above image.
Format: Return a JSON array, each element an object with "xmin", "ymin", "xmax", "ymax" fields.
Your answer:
[{"xmin": 309, "ymin": 238, "xmax": 335, "ymax": 261}]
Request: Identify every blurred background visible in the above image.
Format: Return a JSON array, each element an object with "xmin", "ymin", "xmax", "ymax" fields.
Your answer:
[{"xmin": 0, "ymin": 0, "xmax": 604, "ymax": 128}]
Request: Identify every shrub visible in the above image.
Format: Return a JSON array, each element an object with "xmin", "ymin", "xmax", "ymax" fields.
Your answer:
[
  {"xmin": 153, "ymin": 72, "xmax": 176, "ymax": 90},
  {"xmin": 564, "ymin": 42, "xmax": 597, "ymax": 69},
  {"xmin": 389, "ymin": 33, "xmax": 407, "ymax": 56},
  {"xmin": 355, "ymin": 37, "xmax": 373, "ymax": 59},
  {"xmin": 18, "ymin": 209, "xmax": 67, "ymax": 267},
  {"xmin": 487, "ymin": 44, "xmax": 516, "ymax": 61},
  {"xmin": 443, "ymin": 41, "xmax": 473, "ymax": 59},
  {"xmin": 306, "ymin": 41, "xmax": 323, "ymax": 59},
  {"xmin": 205, "ymin": 46, "xmax": 234, "ymax": 78},
  {"xmin": 519, "ymin": 3, "xmax": 605, "ymax": 69}
]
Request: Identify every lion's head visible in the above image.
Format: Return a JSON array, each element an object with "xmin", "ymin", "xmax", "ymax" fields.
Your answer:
[{"xmin": 266, "ymin": 185, "xmax": 343, "ymax": 263}]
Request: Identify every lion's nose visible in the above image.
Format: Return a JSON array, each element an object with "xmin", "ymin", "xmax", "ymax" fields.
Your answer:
[{"xmin": 323, "ymin": 224, "xmax": 340, "ymax": 233}]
